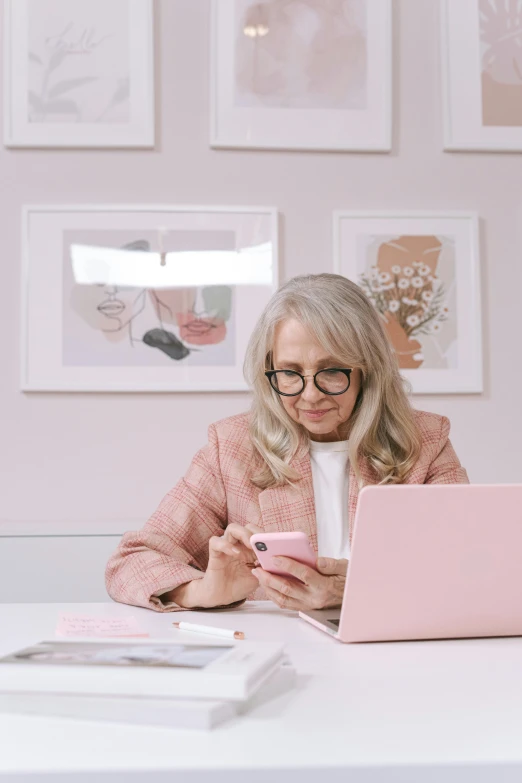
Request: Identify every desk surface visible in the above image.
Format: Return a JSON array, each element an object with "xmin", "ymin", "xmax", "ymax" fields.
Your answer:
[{"xmin": 1, "ymin": 602, "xmax": 522, "ymax": 782}]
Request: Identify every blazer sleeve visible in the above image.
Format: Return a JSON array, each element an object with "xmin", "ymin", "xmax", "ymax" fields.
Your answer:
[
  {"xmin": 425, "ymin": 416, "xmax": 469, "ymax": 485},
  {"xmin": 105, "ymin": 424, "xmax": 227, "ymax": 612}
]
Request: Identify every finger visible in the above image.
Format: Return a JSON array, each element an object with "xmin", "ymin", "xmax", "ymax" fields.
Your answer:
[
  {"xmin": 224, "ymin": 524, "xmax": 256, "ymax": 549},
  {"xmin": 209, "ymin": 535, "xmax": 241, "ymax": 558},
  {"xmin": 251, "ymin": 567, "xmax": 308, "ymax": 601},
  {"xmin": 262, "ymin": 585, "xmax": 303, "ymax": 612},
  {"xmin": 271, "ymin": 556, "xmax": 319, "ymax": 586},
  {"xmin": 316, "ymin": 557, "xmax": 349, "ymax": 577},
  {"xmin": 244, "ymin": 523, "xmax": 263, "ymax": 535}
]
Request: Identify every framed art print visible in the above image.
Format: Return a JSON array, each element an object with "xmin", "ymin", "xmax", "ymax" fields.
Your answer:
[
  {"xmin": 334, "ymin": 211, "xmax": 482, "ymax": 394},
  {"xmin": 441, "ymin": 0, "xmax": 522, "ymax": 151},
  {"xmin": 3, "ymin": 0, "xmax": 154, "ymax": 148},
  {"xmin": 21, "ymin": 205, "xmax": 278, "ymax": 391},
  {"xmin": 210, "ymin": 0, "xmax": 392, "ymax": 151}
]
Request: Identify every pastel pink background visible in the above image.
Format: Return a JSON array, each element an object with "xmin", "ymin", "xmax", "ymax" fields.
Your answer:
[{"xmin": 1, "ymin": 0, "xmax": 521, "ymax": 527}]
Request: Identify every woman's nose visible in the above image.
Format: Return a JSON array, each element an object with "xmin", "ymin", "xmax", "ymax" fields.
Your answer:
[{"xmin": 300, "ymin": 376, "xmax": 324, "ymax": 402}]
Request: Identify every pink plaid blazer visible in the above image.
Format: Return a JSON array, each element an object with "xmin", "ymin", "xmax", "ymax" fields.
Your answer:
[{"xmin": 106, "ymin": 409, "xmax": 468, "ymax": 612}]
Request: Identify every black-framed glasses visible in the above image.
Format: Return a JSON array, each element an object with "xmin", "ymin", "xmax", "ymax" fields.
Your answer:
[{"xmin": 265, "ymin": 368, "xmax": 353, "ymax": 397}]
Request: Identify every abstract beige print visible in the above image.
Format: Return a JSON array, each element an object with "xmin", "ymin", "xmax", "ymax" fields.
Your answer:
[
  {"xmin": 480, "ymin": 0, "xmax": 522, "ymax": 126},
  {"xmin": 358, "ymin": 235, "xmax": 457, "ymax": 371},
  {"xmin": 234, "ymin": 0, "xmax": 367, "ymax": 109}
]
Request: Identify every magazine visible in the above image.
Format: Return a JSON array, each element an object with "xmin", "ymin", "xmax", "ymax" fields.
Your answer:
[
  {"xmin": 0, "ymin": 639, "xmax": 285, "ymax": 702},
  {"xmin": 3, "ymin": 641, "xmax": 232, "ymax": 669}
]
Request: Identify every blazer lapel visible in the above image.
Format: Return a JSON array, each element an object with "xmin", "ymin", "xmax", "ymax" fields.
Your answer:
[{"xmin": 258, "ymin": 448, "xmax": 318, "ymax": 552}]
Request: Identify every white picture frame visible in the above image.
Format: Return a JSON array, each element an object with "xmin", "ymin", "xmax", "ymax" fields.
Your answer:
[
  {"xmin": 333, "ymin": 210, "xmax": 483, "ymax": 394},
  {"xmin": 21, "ymin": 204, "xmax": 279, "ymax": 392},
  {"xmin": 3, "ymin": 0, "xmax": 154, "ymax": 148},
  {"xmin": 210, "ymin": 0, "xmax": 392, "ymax": 151},
  {"xmin": 441, "ymin": 0, "xmax": 522, "ymax": 151}
]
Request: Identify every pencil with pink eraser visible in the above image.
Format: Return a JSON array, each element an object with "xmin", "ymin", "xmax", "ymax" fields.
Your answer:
[{"xmin": 172, "ymin": 621, "xmax": 245, "ymax": 640}]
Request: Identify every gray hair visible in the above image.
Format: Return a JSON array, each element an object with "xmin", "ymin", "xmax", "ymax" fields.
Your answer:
[{"xmin": 244, "ymin": 273, "xmax": 421, "ymax": 488}]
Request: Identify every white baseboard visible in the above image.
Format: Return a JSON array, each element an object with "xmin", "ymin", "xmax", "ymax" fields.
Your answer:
[{"xmin": 0, "ymin": 520, "xmax": 139, "ymax": 537}]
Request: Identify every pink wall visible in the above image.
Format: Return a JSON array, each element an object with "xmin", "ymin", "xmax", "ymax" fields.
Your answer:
[{"xmin": 1, "ymin": 0, "xmax": 521, "ymax": 527}]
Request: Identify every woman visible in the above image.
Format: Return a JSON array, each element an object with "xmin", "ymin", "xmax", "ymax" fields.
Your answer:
[{"xmin": 106, "ymin": 274, "xmax": 468, "ymax": 613}]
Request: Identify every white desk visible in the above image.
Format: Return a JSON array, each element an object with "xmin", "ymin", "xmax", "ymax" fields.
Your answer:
[{"xmin": 1, "ymin": 602, "xmax": 522, "ymax": 782}]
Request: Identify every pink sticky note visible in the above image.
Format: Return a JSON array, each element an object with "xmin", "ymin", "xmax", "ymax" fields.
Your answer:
[{"xmin": 56, "ymin": 614, "xmax": 149, "ymax": 638}]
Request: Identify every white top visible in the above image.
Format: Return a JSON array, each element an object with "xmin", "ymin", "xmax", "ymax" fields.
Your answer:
[
  {"xmin": 1, "ymin": 602, "xmax": 521, "ymax": 779},
  {"xmin": 309, "ymin": 438, "xmax": 350, "ymax": 560}
]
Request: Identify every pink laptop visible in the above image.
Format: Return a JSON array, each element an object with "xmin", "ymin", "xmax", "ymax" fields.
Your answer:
[{"xmin": 300, "ymin": 484, "xmax": 522, "ymax": 643}]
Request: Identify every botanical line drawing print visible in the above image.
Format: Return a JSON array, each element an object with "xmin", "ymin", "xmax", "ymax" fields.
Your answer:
[
  {"xmin": 27, "ymin": 0, "xmax": 130, "ymax": 124},
  {"xmin": 358, "ymin": 235, "xmax": 456, "ymax": 370},
  {"xmin": 479, "ymin": 0, "xmax": 522, "ymax": 126},
  {"xmin": 234, "ymin": 0, "xmax": 367, "ymax": 110},
  {"xmin": 64, "ymin": 230, "xmax": 237, "ymax": 368}
]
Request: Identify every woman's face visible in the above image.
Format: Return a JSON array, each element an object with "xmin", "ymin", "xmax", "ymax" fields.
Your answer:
[
  {"xmin": 271, "ymin": 318, "xmax": 362, "ymax": 442},
  {"xmin": 70, "ymin": 283, "xmax": 144, "ymax": 334}
]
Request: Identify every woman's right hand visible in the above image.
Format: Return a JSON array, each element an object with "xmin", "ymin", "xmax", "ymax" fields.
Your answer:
[{"xmin": 170, "ymin": 523, "xmax": 262, "ymax": 609}]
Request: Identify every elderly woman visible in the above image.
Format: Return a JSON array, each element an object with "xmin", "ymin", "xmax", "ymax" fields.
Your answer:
[{"xmin": 106, "ymin": 274, "xmax": 468, "ymax": 613}]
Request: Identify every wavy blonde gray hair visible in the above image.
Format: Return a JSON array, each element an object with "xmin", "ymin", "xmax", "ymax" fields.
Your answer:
[{"xmin": 244, "ymin": 273, "xmax": 422, "ymax": 489}]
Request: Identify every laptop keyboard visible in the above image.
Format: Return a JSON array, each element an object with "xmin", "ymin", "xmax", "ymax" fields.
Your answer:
[{"xmin": 328, "ymin": 618, "xmax": 340, "ymax": 628}]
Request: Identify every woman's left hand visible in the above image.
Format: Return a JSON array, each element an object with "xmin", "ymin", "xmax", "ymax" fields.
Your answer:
[{"xmin": 251, "ymin": 556, "xmax": 348, "ymax": 611}]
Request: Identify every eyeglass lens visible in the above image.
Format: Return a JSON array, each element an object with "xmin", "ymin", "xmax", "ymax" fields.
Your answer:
[{"xmin": 271, "ymin": 369, "xmax": 349, "ymax": 395}]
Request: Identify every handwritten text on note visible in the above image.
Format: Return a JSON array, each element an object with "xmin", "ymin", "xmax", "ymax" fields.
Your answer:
[{"xmin": 56, "ymin": 614, "xmax": 149, "ymax": 638}]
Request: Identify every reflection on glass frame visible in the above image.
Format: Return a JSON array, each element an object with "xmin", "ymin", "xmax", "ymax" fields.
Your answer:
[
  {"xmin": 210, "ymin": 0, "xmax": 392, "ymax": 151},
  {"xmin": 441, "ymin": 0, "xmax": 522, "ymax": 151},
  {"xmin": 21, "ymin": 205, "xmax": 278, "ymax": 392},
  {"xmin": 333, "ymin": 211, "xmax": 482, "ymax": 394},
  {"xmin": 3, "ymin": 0, "xmax": 154, "ymax": 148}
]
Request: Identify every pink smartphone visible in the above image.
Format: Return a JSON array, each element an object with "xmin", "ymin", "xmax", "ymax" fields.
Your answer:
[{"xmin": 250, "ymin": 532, "xmax": 317, "ymax": 582}]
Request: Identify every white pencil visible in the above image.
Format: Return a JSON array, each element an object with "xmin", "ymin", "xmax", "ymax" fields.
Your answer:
[{"xmin": 172, "ymin": 621, "xmax": 245, "ymax": 640}]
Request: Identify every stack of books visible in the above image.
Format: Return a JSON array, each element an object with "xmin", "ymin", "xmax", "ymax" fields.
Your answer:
[{"xmin": 0, "ymin": 637, "xmax": 293, "ymax": 730}]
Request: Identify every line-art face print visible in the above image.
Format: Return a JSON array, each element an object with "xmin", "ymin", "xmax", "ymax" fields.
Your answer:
[
  {"xmin": 65, "ymin": 231, "xmax": 236, "ymax": 367},
  {"xmin": 152, "ymin": 286, "xmax": 233, "ymax": 347},
  {"xmin": 71, "ymin": 240, "xmax": 190, "ymax": 360},
  {"xmin": 92, "ymin": 239, "xmax": 147, "ymax": 335}
]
